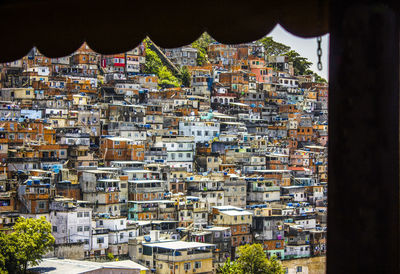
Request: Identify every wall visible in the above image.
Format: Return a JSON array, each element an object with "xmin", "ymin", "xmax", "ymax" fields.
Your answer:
[
  {"xmin": 282, "ymin": 256, "xmax": 326, "ymax": 274},
  {"xmin": 50, "ymin": 243, "xmax": 85, "ymax": 260}
]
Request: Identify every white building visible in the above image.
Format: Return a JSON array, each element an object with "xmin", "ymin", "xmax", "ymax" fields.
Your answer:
[
  {"xmin": 179, "ymin": 121, "xmax": 220, "ymax": 143},
  {"xmin": 284, "ymin": 244, "xmax": 311, "ymax": 259},
  {"xmin": 95, "ymin": 217, "xmax": 139, "ymax": 256},
  {"xmin": 50, "ymin": 206, "xmax": 92, "ymax": 251},
  {"xmin": 160, "ymin": 136, "xmax": 195, "ymax": 172},
  {"xmin": 165, "ymin": 47, "xmax": 198, "ymax": 67}
]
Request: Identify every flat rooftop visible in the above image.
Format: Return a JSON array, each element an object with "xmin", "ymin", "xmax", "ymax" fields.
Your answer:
[
  {"xmin": 144, "ymin": 240, "xmax": 214, "ymax": 250},
  {"xmin": 221, "ymin": 210, "xmax": 253, "ymax": 216},
  {"xmin": 29, "ymin": 258, "xmax": 148, "ymax": 273}
]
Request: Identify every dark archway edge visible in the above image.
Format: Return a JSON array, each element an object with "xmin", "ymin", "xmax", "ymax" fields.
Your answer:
[
  {"xmin": 1, "ymin": 0, "xmax": 400, "ymax": 273},
  {"xmin": 0, "ymin": 0, "xmax": 331, "ymax": 62}
]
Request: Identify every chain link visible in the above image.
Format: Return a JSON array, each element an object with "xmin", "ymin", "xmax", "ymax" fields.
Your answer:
[{"xmin": 317, "ymin": 36, "xmax": 323, "ymax": 71}]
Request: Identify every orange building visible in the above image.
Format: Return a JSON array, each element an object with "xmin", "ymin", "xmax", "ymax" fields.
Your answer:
[{"xmin": 100, "ymin": 137, "xmax": 145, "ymax": 162}]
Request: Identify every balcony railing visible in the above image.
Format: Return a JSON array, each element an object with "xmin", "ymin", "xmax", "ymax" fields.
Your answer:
[{"xmin": 155, "ymin": 252, "xmax": 212, "ymax": 262}]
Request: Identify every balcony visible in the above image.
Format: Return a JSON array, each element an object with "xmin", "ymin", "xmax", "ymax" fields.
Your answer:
[
  {"xmin": 155, "ymin": 252, "xmax": 212, "ymax": 262},
  {"xmin": 141, "ymin": 207, "xmax": 158, "ymax": 212},
  {"xmin": 95, "ymin": 187, "xmax": 120, "ymax": 193},
  {"xmin": 159, "ymin": 207, "xmax": 175, "ymax": 213},
  {"xmin": 41, "ymin": 157, "xmax": 60, "ymax": 162},
  {"xmin": 251, "ymin": 186, "xmax": 279, "ymax": 192},
  {"xmin": 193, "ymin": 207, "xmax": 208, "ymax": 213}
]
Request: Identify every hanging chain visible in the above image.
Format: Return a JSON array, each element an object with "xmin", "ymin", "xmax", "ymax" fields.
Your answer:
[{"xmin": 317, "ymin": 36, "xmax": 323, "ymax": 71}]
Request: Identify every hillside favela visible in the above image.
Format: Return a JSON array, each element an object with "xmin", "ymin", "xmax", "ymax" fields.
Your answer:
[{"xmin": 0, "ymin": 34, "xmax": 328, "ymax": 274}]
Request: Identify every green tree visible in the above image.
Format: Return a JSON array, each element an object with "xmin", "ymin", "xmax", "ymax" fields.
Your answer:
[
  {"xmin": 217, "ymin": 258, "xmax": 241, "ymax": 274},
  {"xmin": 143, "ymin": 46, "xmax": 163, "ymax": 75},
  {"xmin": 158, "ymin": 66, "xmax": 181, "ymax": 88},
  {"xmin": 179, "ymin": 66, "xmax": 191, "ymax": 87},
  {"xmin": 258, "ymin": 36, "xmax": 291, "ymax": 57},
  {"xmin": 143, "ymin": 39, "xmax": 182, "ymax": 88},
  {"xmin": 0, "ymin": 232, "xmax": 14, "ymax": 274},
  {"xmin": 258, "ymin": 36, "xmax": 326, "ymax": 80},
  {"xmin": 284, "ymin": 50, "xmax": 313, "ymax": 76},
  {"xmin": 191, "ymin": 32, "xmax": 215, "ymax": 66},
  {"xmin": 217, "ymin": 244, "xmax": 284, "ymax": 274},
  {"xmin": 0, "ymin": 217, "xmax": 55, "ymax": 273},
  {"xmin": 313, "ymin": 72, "xmax": 328, "ymax": 83},
  {"xmin": 107, "ymin": 252, "xmax": 114, "ymax": 261}
]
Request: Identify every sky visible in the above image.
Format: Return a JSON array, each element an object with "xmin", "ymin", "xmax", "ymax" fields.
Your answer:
[{"xmin": 267, "ymin": 24, "xmax": 330, "ymax": 80}]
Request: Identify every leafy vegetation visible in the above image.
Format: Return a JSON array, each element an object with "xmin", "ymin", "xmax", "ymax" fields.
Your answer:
[
  {"xmin": 143, "ymin": 45, "xmax": 163, "ymax": 75},
  {"xmin": 191, "ymin": 32, "xmax": 215, "ymax": 66},
  {"xmin": 107, "ymin": 252, "xmax": 114, "ymax": 261},
  {"xmin": 258, "ymin": 36, "xmax": 291, "ymax": 57},
  {"xmin": 217, "ymin": 244, "xmax": 284, "ymax": 274},
  {"xmin": 143, "ymin": 39, "xmax": 181, "ymax": 88},
  {"xmin": 0, "ymin": 217, "xmax": 55, "ymax": 273},
  {"xmin": 157, "ymin": 66, "xmax": 181, "ymax": 88},
  {"xmin": 258, "ymin": 36, "xmax": 327, "ymax": 82},
  {"xmin": 179, "ymin": 66, "xmax": 191, "ymax": 87},
  {"xmin": 284, "ymin": 50, "xmax": 313, "ymax": 76}
]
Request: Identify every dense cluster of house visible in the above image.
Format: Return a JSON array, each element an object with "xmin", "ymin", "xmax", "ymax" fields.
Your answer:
[{"xmin": 0, "ymin": 39, "xmax": 327, "ymax": 273}]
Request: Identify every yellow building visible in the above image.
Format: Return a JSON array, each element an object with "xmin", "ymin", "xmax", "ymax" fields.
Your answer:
[
  {"xmin": 131, "ymin": 238, "xmax": 215, "ymax": 274},
  {"xmin": 13, "ymin": 88, "xmax": 35, "ymax": 100},
  {"xmin": 73, "ymin": 94, "xmax": 89, "ymax": 105}
]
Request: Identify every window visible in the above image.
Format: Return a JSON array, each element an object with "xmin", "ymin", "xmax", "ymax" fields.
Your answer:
[
  {"xmin": 26, "ymin": 90, "xmax": 30, "ymax": 95},
  {"xmin": 120, "ymin": 220, "xmax": 124, "ymax": 225},
  {"xmin": 297, "ymin": 266, "xmax": 303, "ymax": 272},
  {"xmin": 84, "ymin": 212, "xmax": 90, "ymax": 217},
  {"xmin": 184, "ymin": 262, "xmax": 191, "ymax": 271},
  {"xmin": 77, "ymin": 212, "xmax": 83, "ymax": 218},
  {"xmin": 38, "ymin": 202, "xmax": 45, "ymax": 209},
  {"xmin": 84, "ymin": 226, "xmax": 90, "ymax": 231},
  {"xmin": 97, "ymin": 237, "xmax": 104, "ymax": 244},
  {"xmin": 52, "ymin": 226, "xmax": 57, "ymax": 232},
  {"xmin": 187, "ymin": 153, "xmax": 191, "ymax": 158},
  {"xmin": 99, "ymin": 220, "xmax": 103, "ymax": 225},
  {"xmin": 84, "ymin": 239, "xmax": 89, "ymax": 244},
  {"xmin": 194, "ymin": 261, "xmax": 202, "ymax": 269},
  {"xmin": 120, "ymin": 233, "xmax": 124, "ymax": 239},
  {"xmin": 77, "ymin": 226, "xmax": 83, "ymax": 232}
]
